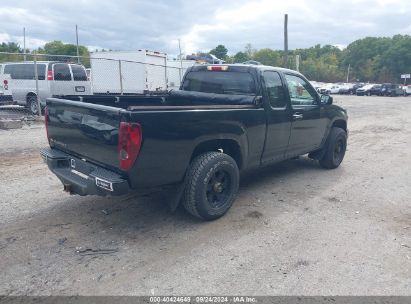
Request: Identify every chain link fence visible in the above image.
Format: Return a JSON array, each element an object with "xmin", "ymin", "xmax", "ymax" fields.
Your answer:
[{"xmin": 0, "ymin": 51, "xmax": 196, "ymax": 120}]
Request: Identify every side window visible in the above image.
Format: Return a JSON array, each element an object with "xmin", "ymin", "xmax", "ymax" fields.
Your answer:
[
  {"xmin": 263, "ymin": 71, "xmax": 286, "ymax": 108},
  {"xmin": 53, "ymin": 64, "xmax": 72, "ymax": 81},
  {"xmin": 4, "ymin": 64, "xmax": 45, "ymax": 80},
  {"xmin": 285, "ymin": 74, "xmax": 317, "ymax": 106},
  {"xmin": 70, "ymin": 65, "xmax": 87, "ymax": 81}
]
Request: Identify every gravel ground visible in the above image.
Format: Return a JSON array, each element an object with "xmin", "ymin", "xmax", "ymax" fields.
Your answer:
[{"xmin": 0, "ymin": 95, "xmax": 410, "ymax": 295}]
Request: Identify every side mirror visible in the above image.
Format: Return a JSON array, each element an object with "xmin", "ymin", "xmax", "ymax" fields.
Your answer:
[{"xmin": 320, "ymin": 94, "xmax": 333, "ymax": 105}]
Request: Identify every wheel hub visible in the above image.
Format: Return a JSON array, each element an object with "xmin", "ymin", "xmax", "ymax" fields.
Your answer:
[
  {"xmin": 213, "ymin": 182, "xmax": 223, "ymax": 193},
  {"xmin": 206, "ymin": 169, "xmax": 231, "ymax": 208}
]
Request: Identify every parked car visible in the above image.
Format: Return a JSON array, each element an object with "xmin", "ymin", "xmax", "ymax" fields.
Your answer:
[
  {"xmin": 319, "ymin": 84, "xmax": 340, "ymax": 95},
  {"xmin": 0, "ymin": 61, "xmax": 91, "ymax": 114},
  {"xmin": 380, "ymin": 83, "xmax": 403, "ymax": 97},
  {"xmin": 337, "ymin": 84, "xmax": 350, "ymax": 95},
  {"xmin": 356, "ymin": 84, "xmax": 375, "ymax": 96},
  {"xmin": 186, "ymin": 53, "xmax": 225, "ymax": 64},
  {"xmin": 41, "ymin": 64, "xmax": 348, "ymax": 220},
  {"xmin": 242, "ymin": 60, "xmax": 262, "ymax": 65},
  {"xmin": 310, "ymin": 81, "xmax": 323, "ymax": 92},
  {"xmin": 351, "ymin": 83, "xmax": 364, "ymax": 94},
  {"xmin": 404, "ymin": 85, "xmax": 411, "ymax": 96},
  {"xmin": 0, "ymin": 73, "xmax": 13, "ymax": 105},
  {"xmin": 369, "ymin": 84, "xmax": 382, "ymax": 96}
]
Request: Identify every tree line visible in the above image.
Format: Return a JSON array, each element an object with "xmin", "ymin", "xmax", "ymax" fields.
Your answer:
[
  {"xmin": 209, "ymin": 35, "xmax": 411, "ymax": 83},
  {"xmin": 1, "ymin": 34, "xmax": 410, "ymax": 83}
]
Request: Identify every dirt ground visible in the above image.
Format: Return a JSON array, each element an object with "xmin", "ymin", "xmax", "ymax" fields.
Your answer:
[{"xmin": 0, "ymin": 95, "xmax": 410, "ymax": 296}]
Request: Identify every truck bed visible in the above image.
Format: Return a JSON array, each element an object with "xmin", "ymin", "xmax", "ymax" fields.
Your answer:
[
  {"xmin": 45, "ymin": 94, "xmax": 265, "ymax": 188},
  {"xmin": 57, "ymin": 89, "xmax": 258, "ymax": 111}
]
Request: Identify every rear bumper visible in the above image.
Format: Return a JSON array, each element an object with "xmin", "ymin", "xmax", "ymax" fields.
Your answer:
[{"xmin": 40, "ymin": 147, "xmax": 129, "ymax": 196}]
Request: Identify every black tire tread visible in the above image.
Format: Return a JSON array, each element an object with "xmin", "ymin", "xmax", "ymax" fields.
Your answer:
[
  {"xmin": 182, "ymin": 152, "xmax": 237, "ymax": 220},
  {"xmin": 319, "ymin": 127, "xmax": 347, "ymax": 169}
]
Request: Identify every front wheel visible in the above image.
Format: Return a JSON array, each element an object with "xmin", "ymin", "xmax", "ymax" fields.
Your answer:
[
  {"xmin": 319, "ymin": 127, "xmax": 347, "ymax": 169},
  {"xmin": 182, "ymin": 152, "xmax": 240, "ymax": 220}
]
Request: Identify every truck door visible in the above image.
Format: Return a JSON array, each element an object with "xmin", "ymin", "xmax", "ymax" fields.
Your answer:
[
  {"xmin": 283, "ymin": 73, "xmax": 324, "ymax": 157},
  {"xmin": 261, "ymin": 70, "xmax": 292, "ymax": 165}
]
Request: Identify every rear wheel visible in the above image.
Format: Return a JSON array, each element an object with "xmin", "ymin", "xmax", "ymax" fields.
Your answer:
[
  {"xmin": 319, "ymin": 127, "xmax": 347, "ymax": 169},
  {"xmin": 27, "ymin": 95, "xmax": 39, "ymax": 115},
  {"xmin": 182, "ymin": 152, "xmax": 239, "ymax": 220}
]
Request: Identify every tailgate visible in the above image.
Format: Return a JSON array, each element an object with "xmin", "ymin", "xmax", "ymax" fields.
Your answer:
[{"xmin": 46, "ymin": 98, "xmax": 124, "ymax": 170}]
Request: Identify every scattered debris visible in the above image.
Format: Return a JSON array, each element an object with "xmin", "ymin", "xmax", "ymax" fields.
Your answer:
[
  {"xmin": 75, "ymin": 247, "xmax": 119, "ymax": 256},
  {"xmin": 295, "ymin": 260, "xmax": 310, "ymax": 267},
  {"xmin": 101, "ymin": 209, "xmax": 109, "ymax": 215},
  {"xmin": 58, "ymin": 238, "xmax": 67, "ymax": 245},
  {"xmin": 245, "ymin": 210, "xmax": 263, "ymax": 219},
  {"xmin": 401, "ymin": 244, "xmax": 410, "ymax": 248},
  {"xmin": 355, "ymin": 211, "xmax": 360, "ymax": 214}
]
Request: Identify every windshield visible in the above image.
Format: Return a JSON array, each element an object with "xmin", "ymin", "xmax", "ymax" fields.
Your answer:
[{"xmin": 182, "ymin": 71, "xmax": 256, "ymax": 95}]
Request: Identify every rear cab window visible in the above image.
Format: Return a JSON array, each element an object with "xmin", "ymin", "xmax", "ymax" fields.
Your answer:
[
  {"xmin": 4, "ymin": 64, "xmax": 46, "ymax": 80},
  {"xmin": 262, "ymin": 71, "xmax": 287, "ymax": 108},
  {"xmin": 53, "ymin": 63, "xmax": 72, "ymax": 81},
  {"xmin": 182, "ymin": 70, "xmax": 256, "ymax": 95},
  {"xmin": 70, "ymin": 65, "xmax": 87, "ymax": 81}
]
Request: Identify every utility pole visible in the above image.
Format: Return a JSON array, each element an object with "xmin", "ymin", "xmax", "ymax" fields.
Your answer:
[
  {"xmin": 23, "ymin": 27, "xmax": 26, "ymax": 61},
  {"xmin": 283, "ymin": 14, "xmax": 288, "ymax": 68},
  {"xmin": 346, "ymin": 64, "xmax": 351, "ymax": 82},
  {"xmin": 75, "ymin": 24, "xmax": 80, "ymax": 63}
]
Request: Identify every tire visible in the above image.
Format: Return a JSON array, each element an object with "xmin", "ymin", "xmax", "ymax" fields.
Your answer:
[
  {"xmin": 27, "ymin": 95, "xmax": 39, "ymax": 115},
  {"xmin": 182, "ymin": 152, "xmax": 240, "ymax": 220},
  {"xmin": 319, "ymin": 127, "xmax": 347, "ymax": 169}
]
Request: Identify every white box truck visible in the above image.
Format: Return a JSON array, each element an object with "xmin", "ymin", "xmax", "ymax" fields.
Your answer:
[{"xmin": 90, "ymin": 50, "xmax": 167, "ymax": 94}]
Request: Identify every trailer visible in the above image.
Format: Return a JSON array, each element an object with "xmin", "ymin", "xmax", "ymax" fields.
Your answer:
[{"xmin": 90, "ymin": 50, "xmax": 167, "ymax": 94}]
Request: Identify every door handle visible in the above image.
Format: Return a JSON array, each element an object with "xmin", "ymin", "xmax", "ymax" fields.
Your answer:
[{"xmin": 292, "ymin": 113, "xmax": 303, "ymax": 120}]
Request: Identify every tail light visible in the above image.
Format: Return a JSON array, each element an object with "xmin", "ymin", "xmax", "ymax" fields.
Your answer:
[
  {"xmin": 44, "ymin": 106, "xmax": 49, "ymax": 142},
  {"xmin": 118, "ymin": 122, "xmax": 142, "ymax": 171},
  {"xmin": 3, "ymin": 80, "xmax": 8, "ymax": 85},
  {"xmin": 207, "ymin": 66, "xmax": 228, "ymax": 71},
  {"xmin": 3, "ymin": 79, "xmax": 8, "ymax": 90},
  {"xmin": 47, "ymin": 70, "xmax": 53, "ymax": 80}
]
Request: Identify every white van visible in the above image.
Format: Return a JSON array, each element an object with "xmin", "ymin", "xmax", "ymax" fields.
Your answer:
[{"xmin": 0, "ymin": 61, "xmax": 91, "ymax": 114}]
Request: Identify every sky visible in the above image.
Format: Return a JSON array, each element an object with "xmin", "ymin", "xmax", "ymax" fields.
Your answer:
[{"xmin": 0, "ymin": 0, "xmax": 410, "ymax": 56}]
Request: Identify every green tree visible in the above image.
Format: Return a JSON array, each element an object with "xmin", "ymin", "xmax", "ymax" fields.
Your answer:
[
  {"xmin": 233, "ymin": 51, "xmax": 249, "ymax": 63},
  {"xmin": 209, "ymin": 45, "xmax": 228, "ymax": 60},
  {"xmin": 37, "ymin": 40, "xmax": 90, "ymax": 66},
  {"xmin": 0, "ymin": 42, "xmax": 21, "ymax": 53},
  {"xmin": 379, "ymin": 35, "xmax": 411, "ymax": 82},
  {"xmin": 0, "ymin": 42, "xmax": 23, "ymax": 63},
  {"xmin": 253, "ymin": 48, "xmax": 281, "ymax": 66}
]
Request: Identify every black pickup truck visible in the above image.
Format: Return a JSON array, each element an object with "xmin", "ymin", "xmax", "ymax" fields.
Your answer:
[{"xmin": 41, "ymin": 64, "xmax": 348, "ymax": 220}]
